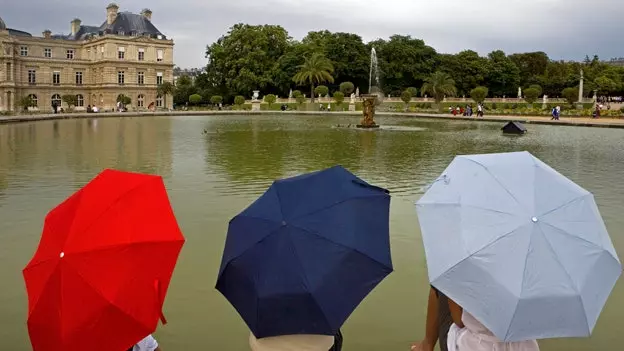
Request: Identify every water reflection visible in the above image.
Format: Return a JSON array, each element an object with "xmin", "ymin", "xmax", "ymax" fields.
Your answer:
[{"xmin": 0, "ymin": 115, "xmax": 622, "ymax": 351}]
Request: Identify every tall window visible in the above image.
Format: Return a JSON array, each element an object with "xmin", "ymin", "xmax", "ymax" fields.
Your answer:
[
  {"xmin": 20, "ymin": 46, "xmax": 28, "ymax": 56},
  {"xmin": 44, "ymin": 48, "xmax": 52, "ymax": 58},
  {"xmin": 75, "ymin": 71, "xmax": 83, "ymax": 85},
  {"xmin": 118, "ymin": 47, "xmax": 125, "ymax": 59},
  {"xmin": 156, "ymin": 72, "xmax": 163, "ymax": 85},
  {"xmin": 156, "ymin": 95, "xmax": 163, "ymax": 107},
  {"xmin": 118, "ymin": 71, "xmax": 125, "ymax": 85},
  {"xmin": 76, "ymin": 94, "xmax": 84, "ymax": 107},
  {"xmin": 137, "ymin": 94, "xmax": 144, "ymax": 107},
  {"xmin": 138, "ymin": 48, "xmax": 145, "ymax": 61},
  {"xmin": 156, "ymin": 49, "xmax": 163, "ymax": 62},
  {"xmin": 28, "ymin": 70, "xmax": 36, "ymax": 84},
  {"xmin": 6, "ymin": 63, "xmax": 12, "ymax": 81},
  {"xmin": 137, "ymin": 71, "xmax": 145, "ymax": 85},
  {"xmin": 51, "ymin": 94, "xmax": 62, "ymax": 107},
  {"xmin": 52, "ymin": 71, "xmax": 61, "ymax": 85},
  {"xmin": 66, "ymin": 49, "xmax": 74, "ymax": 59},
  {"xmin": 28, "ymin": 94, "xmax": 38, "ymax": 107}
]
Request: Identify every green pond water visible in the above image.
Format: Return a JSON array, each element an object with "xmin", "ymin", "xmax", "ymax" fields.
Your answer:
[{"xmin": 0, "ymin": 115, "xmax": 622, "ymax": 350}]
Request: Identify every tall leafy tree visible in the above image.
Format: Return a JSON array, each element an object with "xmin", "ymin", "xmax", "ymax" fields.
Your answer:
[
  {"xmin": 437, "ymin": 50, "xmax": 489, "ymax": 96},
  {"xmin": 509, "ymin": 52, "xmax": 549, "ymax": 87},
  {"xmin": 157, "ymin": 82, "xmax": 175, "ymax": 109},
  {"xmin": 421, "ymin": 71, "xmax": 457, "ymax": 104},
  {"xmin": 485, "ymin": 50, "xmax": 521, "ymax": 97},
  {"xmin": 293, "ymin": 53, "xmax": 335, "ymax": 103}
]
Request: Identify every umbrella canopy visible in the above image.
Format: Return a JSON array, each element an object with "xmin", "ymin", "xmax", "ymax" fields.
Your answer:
[
  {"xmin": 23, "ymin": 169, "xmax": 185, "ymax": 351},
  {"xmin": 416, "ymin": 151, "xmax": 622, "ymax": 342},
  {"xmin": 216, "ymin": 165, "xmax": 393, "ymax": 338}
]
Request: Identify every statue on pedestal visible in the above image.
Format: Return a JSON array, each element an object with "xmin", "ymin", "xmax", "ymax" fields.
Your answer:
[
  {"xmin": 355, "ymin": 87, "xmax": 360, "ymax": 97},
  {"xmin": 518, "ymin": 87, "xmax": 522, "ymax": 99},
  {"xmin": 350, "ymin": 93, "xmax": 355, "ymax": 104},
  {"xmin": 252, "ymin": 91, "xmax": 259, "ymax": 102}
]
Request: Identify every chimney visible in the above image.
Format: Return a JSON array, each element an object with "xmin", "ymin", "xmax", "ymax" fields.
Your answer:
[
  {"xmin": 42, "ymin": 29, "xmax": 52, "ymax": 39},
  {"xmin": 140, "ymin": 8, "xmax": 152, "ymax": 21},
  {"xmin": 106, "ymin": 3, "xmax": 119, "ymax": 25},
  {"xmin": 71, "ymin": 18, "xmax": 81, "ymax": 36}
]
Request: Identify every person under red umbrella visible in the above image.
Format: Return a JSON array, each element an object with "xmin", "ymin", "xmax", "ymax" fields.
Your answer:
[{"xmin": 23, "ymin": 169, "xmax": 184, "ymax": 351}]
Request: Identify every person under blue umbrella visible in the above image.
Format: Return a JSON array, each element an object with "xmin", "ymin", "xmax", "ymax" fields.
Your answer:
[{"xmin": 216, "ymin": 165, "xmax": 393, "ymax": 349}]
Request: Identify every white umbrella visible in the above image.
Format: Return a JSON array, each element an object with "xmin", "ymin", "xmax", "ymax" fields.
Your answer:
[{"xmin": 416, "ymin": 151, "xmax": 622, "ymax": 342}]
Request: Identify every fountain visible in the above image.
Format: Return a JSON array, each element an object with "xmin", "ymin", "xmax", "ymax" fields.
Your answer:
[{"xmin": 357, "ymin": 48, "xmax": 382, "ymax": 129}]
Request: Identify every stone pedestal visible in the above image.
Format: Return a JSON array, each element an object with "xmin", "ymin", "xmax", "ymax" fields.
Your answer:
[
  {"xmin": 348, "ymin": 103, "xmax": 356, "ymax": 112},
  {"xmin": 357, "ymin": 95, "xmax": 379, "ymax": 129},
  {"xmin": 251, "ymin": 101, "xmax": 261, "ymax": 111}
]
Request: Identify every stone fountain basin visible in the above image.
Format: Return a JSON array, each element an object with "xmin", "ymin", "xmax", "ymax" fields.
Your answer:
[{"xmin": 333, "ymin": 124, "xmax": 427, "ymax": 132}]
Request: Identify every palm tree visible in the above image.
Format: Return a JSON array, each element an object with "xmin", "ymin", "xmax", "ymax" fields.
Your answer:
[
  {"xmin": 293, "ymin": 53, "xmax": 334, "ymax": 103},
  {"xmin": 421, "ymin": 71, "xmax": 457, "ymax": 105},
  {"xmin": 157, "ymin": 81, "xmax": 175, "ymax": 109}
]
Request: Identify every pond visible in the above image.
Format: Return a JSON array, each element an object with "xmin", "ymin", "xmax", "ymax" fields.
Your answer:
[{"xmin": 0, "ymin": 114, "xmax": 622, "ymax": 350}]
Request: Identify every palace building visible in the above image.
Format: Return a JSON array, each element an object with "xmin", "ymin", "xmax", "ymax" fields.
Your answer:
[{"xmin": 0, "ymin": 3, "xmax": 174, "ymax": 112}]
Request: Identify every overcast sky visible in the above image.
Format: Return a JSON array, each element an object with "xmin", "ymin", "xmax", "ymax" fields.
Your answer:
[{"xmin": 3, "ymin": 0, "xmax": 623, "ymax": 68}]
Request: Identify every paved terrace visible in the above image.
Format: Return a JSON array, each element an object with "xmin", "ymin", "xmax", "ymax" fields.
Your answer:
[{"xmin": 1, "ymin": 111, "xmax": 624, "ymax": 129}]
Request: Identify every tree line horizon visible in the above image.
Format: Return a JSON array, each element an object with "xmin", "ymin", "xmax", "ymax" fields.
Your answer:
[{"xmin": 172, "ymin": 23, "xmax": 624, "ymax": 105}]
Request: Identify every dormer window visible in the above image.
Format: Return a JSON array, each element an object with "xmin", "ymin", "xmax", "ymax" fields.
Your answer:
[{"xmin": 157, "ymin": 35, "xmax": 163, "ymax": 40}]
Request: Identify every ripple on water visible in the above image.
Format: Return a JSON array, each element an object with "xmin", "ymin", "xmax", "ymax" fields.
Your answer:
[{"xmin": 0, "ymin": 115, "xmax": 623, "ymax": 351}]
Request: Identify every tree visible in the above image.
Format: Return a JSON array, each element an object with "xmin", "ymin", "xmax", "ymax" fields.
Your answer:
[
  {"xmin": 314, "ymin": 85, "xmax": 329, "ymax": 98},
  {"xmin": 437, "ymin": 50, "xmax": 489, "ymax": 96},
  {"xmin": 18, "ymin": 95, "xmax": 35, "ymax": 110},
  {"xmin": 340, "ymin": 82, "xmax": 355, "ymax": 95},
  {"xmin": 62, "ymin": 94, "xmax": 78, "ymax": 109},
  {"xmin": 189, "ymin": 94, "xmax": 202, "ymax": 105},
  {"xmin": 333, "ymin": 91, "xmax": 345, "ymax": 106},
  {"xmin": 470, "ymin": 86, "xmax": 489, "ymax": 103},
  {"xmin": 292, "ymin": 90, "xmax": 302, "ymax": 98},
  {"xmin": 157, "ymin": 81, "xmax": 175, "ymax": 109},
  {"xmin": 400, "ymin": 90, "xmax": 412, "ymax": 110},
  {"xmin": 116, "ymin": 94, "xmax": 131, "ymax": 107},
  {"xmin": 293, "ymin": 53, "xmax": 334, "ymax": 103},
  {"xmin": 174, "ymin": 75, "xmax": 196, "ymax": 105},
  {"xmin": 210, "ymin": 95, "xmax": 223, "ymax": 105},
  {"xmin": 407, "ymin": 87, "xmax": 418, "ymax": 97},
  {"xmin": 528, "ymin": 84, "xmax": 543, "ymax": 97},
  {"xmin": 295, "ymin": 94, "xmax": 306, "ymax": 106},
  {"xmin": 485, "ymin": 50, "xmax": 521, "ymax": 97},
  {"xmin": 264, "ymin": 94, "xmax": 277, "ymax": 106},
  {"xmin": 205, "ymin": 24, "xmax": 291, "ymax": 97},
  {"xmin": 562, "ymin": 87, "xmax": 579, "ymax": 105},
  {"xmin": 594, "ymin": 76, "xmax": 618, "ymax": 95},
  {"xmin": 509, "ymin": 52, "xmax": 549, "ymax": 87},
  {"xmin": 234, "ymin": 95, "xmax": 245, "ymax": 108},
  {"xmin": 523, "ymin": 88, "xmax": 540, "ymax": 104},
  {"xmin": 421, "ymin": 71, "xmax": 457, "ymax": 104}
]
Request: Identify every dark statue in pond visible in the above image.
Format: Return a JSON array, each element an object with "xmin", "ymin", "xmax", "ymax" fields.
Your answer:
[{"xmin": 357, "ymin": 95, "xmax": 379, "ymax": 129}]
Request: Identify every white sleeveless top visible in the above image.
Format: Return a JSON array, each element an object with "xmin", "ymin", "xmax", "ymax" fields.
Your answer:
[{"xmin": 448, "ymin": 312, "xmax": 540, "ymax": 351}]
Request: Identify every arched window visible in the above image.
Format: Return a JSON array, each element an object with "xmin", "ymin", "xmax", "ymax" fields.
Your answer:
[
  {"xmin": 76, "ymin": 94, "xmax": 84, "ymax": 107},
  {"xmin": 51, "ymin": 94, "xmax": 61, "ymax": 107},
  {"xmin": 28, "ymin": 94, "xmax": 38, "ymax": 107},
  {"xmin": 137, "ymin": 94, "xmax": 144, "ymax": 107},
  {"xmin": 156, "ymin": 94, "xmax": 163, "ymax": 107},
  {"xmin": 99, "ymin": 94, "xmax": 103, "ymax": 103}
]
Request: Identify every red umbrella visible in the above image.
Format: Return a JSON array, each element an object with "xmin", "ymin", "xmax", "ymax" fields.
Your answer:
[{"xmin": 23, "ymin": 169, "xmax": 185, "ymax": 351}]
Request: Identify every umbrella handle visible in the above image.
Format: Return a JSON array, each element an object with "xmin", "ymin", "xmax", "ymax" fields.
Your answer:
[
  {"xmin": 351, "ymin": 179, "xmax": 390, "ymax": 194},
  {"xmin": 154, "ymin": 280, "xmax": 168, "ymax": 325}
]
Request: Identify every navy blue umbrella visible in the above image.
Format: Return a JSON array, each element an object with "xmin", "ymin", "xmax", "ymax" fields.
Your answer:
[{"xmin": 216, "ymin": 165, "xmax": 393, "ymax": 338}]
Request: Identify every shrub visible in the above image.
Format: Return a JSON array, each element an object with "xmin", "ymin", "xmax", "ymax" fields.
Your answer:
[
  {"xmin": 188, "ymin": 94, "xmax": 202, "ymax": 105},
  {"xmin": 234, "ymin": 95, "xmax": 245, "ymax": 107},
  {"xmin": 314, "ymin": 85, "xmax": 329, "ymax": 97},
  {"xmin": 333, "ymin": 91, "xmax": 345, "ymax": 105},
  {"xmin": 400, "ymin": 90, "xmax": 412, "ymax": 105},
  {"xmin": 470, "ymin": 86, "xmax": 488, "ymax": 103},
  {"xmin": 116, "ymin": 94, "xmax": 131, "ymax": 106},
  {"xmin": 264, "ymin": 94, "xmax": 276, "ymax": 106},
  {"xmin": 561, "ymin": 87, "xmax": 579, "ymax": 106},
  {"xmin": 339, "ymin": 82, "xmax": 355, "ymax": 95},
  {"xmin": 491, "ymin": 102, "xmax": 498, "ymax": 110},
  {"xmin": 62, "ymin": 94, "xmax": 78, "ymax": 109},
  {"xmin": 210, "ymin": 95, "xmax": 223, "ymax": 105},
  {"xmin": 296, "ymin": 94, "xmax": 306, "ymax": 105},
  {"xmin": 620, "ymin": 106, "xmax": 624, "ymax": 113},
  {"xmin": 523, "ymin": 88, "xmax": 540, "ymax": 104},
  {"xmin": 407, "ymin": 87, "xmax": 418, "ymax": 97},
  {"xmin": 292, "ymin": 90, "xmax": 302, "ymax": 98},
  {"xmin": 529, "ymin": 84, "xmax": 543, "ymax": 97},
  {"xmin": 511, "ymin": 103, "xmax": 518, "ymax": 109}
]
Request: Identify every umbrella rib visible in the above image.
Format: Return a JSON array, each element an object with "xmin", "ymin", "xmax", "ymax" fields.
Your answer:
[
  {"xmin": 289, "ymin": 194, "xmax": 388, "ymax": 223},
  {"xmin": 537, "ymin": 193, "xmax": 591, "ymax": 218},
  {"xmin": 460, "ymin": 157, "xmax": 526, "ymax": 212},
  {"xmin": 535, "ymin": 224, "xmax": 589, "ymax": 333},
  {"xmin": 504, "ymin": 222, "xmax": 533, "ymax": 341},
  {"xmin": 540, "ymin": 221, "xmax": 608, "ymax": 257},
  {"xmin": 288, "ymin": 223, "xmax": 393, "ymax": 270},
  {"xmin": 66, "ymin": 176, "xmax": 163, "ymax": 248},
  {"xmin": 417, "ymin": 202, "xmax": 516, "ymax": 217},
  {"xmin": 285, "ymin": 233, "xmax": 334, "ymax": 332}
]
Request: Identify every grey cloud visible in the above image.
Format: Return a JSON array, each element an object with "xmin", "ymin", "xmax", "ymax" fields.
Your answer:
[{"xmin": 2, "ymin": 0, "xmax": 623, "ymax": 68}]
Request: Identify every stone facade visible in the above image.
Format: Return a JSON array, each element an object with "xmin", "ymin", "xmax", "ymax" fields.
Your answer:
[{"xmin": 0, "ymin": 3, "xmax": 174, "ymax": 113}]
